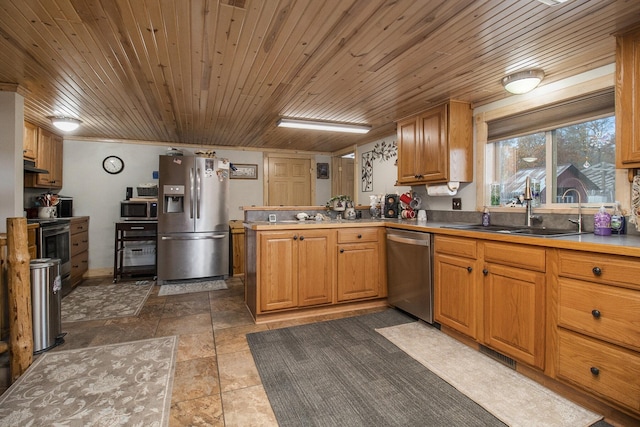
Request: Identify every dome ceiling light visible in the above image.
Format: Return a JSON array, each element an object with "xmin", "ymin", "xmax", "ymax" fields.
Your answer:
[
  {"xmin": 50, "ymin": 116, "xmax": 82, "ymax": 132},
  {"xmin": 501, "ymin": 70, "xmax": 545, "ymax": 95}
]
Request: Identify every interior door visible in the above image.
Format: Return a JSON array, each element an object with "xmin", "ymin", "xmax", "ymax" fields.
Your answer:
[
  {"xmin": 331, "ymin": 156, "xmax": 355, "ymax": 201},
  {"xmin": 267, "ymin": 157, "xmax": 311, "ymax": 205}
]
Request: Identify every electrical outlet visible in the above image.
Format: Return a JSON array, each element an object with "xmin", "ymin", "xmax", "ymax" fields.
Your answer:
[{"xmin": 452, "ymin": 198, "xmax": 462, "ymax": 210}]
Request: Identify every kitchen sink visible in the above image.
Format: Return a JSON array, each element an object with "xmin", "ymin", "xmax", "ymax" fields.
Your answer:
[{"xmin": 441, "ymin": 224, "xmax": 585, "ymax": 237}]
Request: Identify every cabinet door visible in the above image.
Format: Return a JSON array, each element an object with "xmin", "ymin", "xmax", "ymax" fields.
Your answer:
[
  {"xmin": 259, "ymin": 231, "xmax": 298, "ymax": 311},
  {"xmin": 336, "ymin": 242, "xmax": 379, "ymax": 301},
  {"xmin": 417, "ymin": 105, "xmax": 448, "ymax": 182},
  {"xmin": 297, "ymin": 230, "xmax": 334, "ymax": 307},
  {"xmin": 23, "ymin": 121, "xmax": 38, "ymax": 160},
  {"xmin": 396, "ymin": 117, "xmax": 420, "ymax": 184},
  {"xmin": 434, "ymin": 253, "xmax": 479, "ymax": 339},
  {"xmin": 49, "ymin": 134, "xmax": 63, "ymax": 187},
  {"xmin": 616, "ymin": 27, "xmax": 640, "ymax": 167},
  {"xmin": 483, "ymin": 263, "xmax": 546, "ymax": 369},
  {"xmin": 27, "ymin": 128, "xmax": 63, "ymax": 189}
]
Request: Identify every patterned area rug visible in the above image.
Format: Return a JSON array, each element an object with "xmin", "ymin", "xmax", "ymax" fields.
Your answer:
[
  {"xmin": 377, "ymin": 322, "xmax": 603, "ymax": 427},
  {"xmin": 158, "ymin": 279, "xmax": 228, "ymax": 296},
  {"xmin": 62, "ymin": 283, "xmax": 153, "ymax": 322},
  {"xmin": 0, "ymin": 336, "xmax": 177, "ymax": 426}
]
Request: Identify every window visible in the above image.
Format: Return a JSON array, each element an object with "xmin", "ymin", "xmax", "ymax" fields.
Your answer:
[{"xmin": 486, "ymin": 89, "xmax": 616, "ymax": 207}]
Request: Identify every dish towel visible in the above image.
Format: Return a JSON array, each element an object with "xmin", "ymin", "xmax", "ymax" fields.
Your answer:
[{"xmin": 631, "ymin": 174, "xmax": 640, "ymax": 231}]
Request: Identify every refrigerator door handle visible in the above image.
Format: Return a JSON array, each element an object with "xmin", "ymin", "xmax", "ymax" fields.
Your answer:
[
  {"xmin": 196, "ymin": 167, "xmax": 201, "ymax": 219},
  {"xmin": 189, "ymin": 167, "xmax": 195, "ymax": 219},
  {"xmin": 161, "ymin": 234, "xmax": 226, "ymax": 241}
]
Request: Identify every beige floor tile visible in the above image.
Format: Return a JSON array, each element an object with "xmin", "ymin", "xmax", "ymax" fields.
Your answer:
[
  {"xmin": 171, "ymin": 356, "xmax": 220, "ymax": 403},
  {"xmin": 162, "ymin": 298, "xmax": 211, "ymax": 319},
  {"xmin": 177, "ymin": 332, "xmax": 216, "ymax": 362},
  {"xmin": 155, "ymin": 312, "xmax": 213, "ymax": 337},
  {"xmin": 169, "ymin": 394, "xmax": 224, "ymax": 427},
  {"xmin": 217, "ymin": 349, "xmax": 261, "ymax": 392},
  {"xmin": 214, "ymin": 323, "xmax": 269, "ymax": 355},
  {"xmin": 222, "ymin": 385, "xmax": 278, "ymax": 427},
  {"xmin": 211, "ymin": 308, "xmax": 255, "ymax": 330}
]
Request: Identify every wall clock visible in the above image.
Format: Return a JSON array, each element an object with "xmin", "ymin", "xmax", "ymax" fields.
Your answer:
[{"xmin": 103, "ymin": 155, "xmax": 124, "ymax": 174}]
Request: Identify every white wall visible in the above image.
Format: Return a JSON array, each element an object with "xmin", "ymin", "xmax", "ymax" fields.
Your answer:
[
  {"xmin": 356, "ymin": 136, "xmax": 410, "ymax": 204},
  {"xmin": 0, "ymin": 91, "xmax": 24, "ymax": 230},
  {"xmin": 61, "ymin": 139, "xmax": 330, "ymax": 272}
]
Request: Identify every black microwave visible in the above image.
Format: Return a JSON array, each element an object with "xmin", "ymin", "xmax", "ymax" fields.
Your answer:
[{"xmin": 120, "ymin": 200, "xmax": 158, "ymax": 220}]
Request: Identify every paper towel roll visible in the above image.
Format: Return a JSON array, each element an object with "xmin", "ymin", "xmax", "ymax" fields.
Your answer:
[{"xmin": 426, "ymin": 182, "xmax": 459, "ymax": 196}]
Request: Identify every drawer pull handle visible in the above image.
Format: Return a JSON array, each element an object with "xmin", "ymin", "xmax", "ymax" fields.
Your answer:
[
  {"xmin": 590, "ymin": 367, "xmax": 600, "ymax": 376},
  {"xmin": 467, "ymin": 266, "xmax": 473, "ymax": 273},
  {"xmin": 592, "ymin": 266, "xmax": 602, "ymax": 276},
  {"xmin": 591, "ymin": 309, "xmax": 601, "ymax": 319},
  {"xmin": 482, "ymin": 269, "xmax": 488, "ymax": 276}
]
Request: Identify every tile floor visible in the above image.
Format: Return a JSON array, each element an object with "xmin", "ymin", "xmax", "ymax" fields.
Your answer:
[{"xmin": 51, "ymin": 276, "xmax": 386, "ymax": 426}]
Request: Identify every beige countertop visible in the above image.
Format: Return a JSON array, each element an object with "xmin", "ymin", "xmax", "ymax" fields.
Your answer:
[{"xmin": 245, "ymin": 218, "xmax": 640, "ymax": 257}]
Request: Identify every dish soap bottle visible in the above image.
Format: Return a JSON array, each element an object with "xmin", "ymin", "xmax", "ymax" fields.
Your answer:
[
  {"xmin": 610, "ymin": 201, "xmax": 626, "ymax": 234},
  {"xmin": 594, "ymin": 206, "xmax": 611, "ymax": 236},
  {"xmin": 482, "ymin": 207, "xmax": 491, "ymax": 226}
]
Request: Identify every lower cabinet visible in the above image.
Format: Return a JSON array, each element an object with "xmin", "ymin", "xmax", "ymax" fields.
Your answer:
[
  {"xmin": 69, "ymin": 217, "xmax": 89, "ymax": 289},
  {"xmin": 336, "ymin": 228, "xmax": 385, "ymax": 301},
  {"xmin": 259, "ymin": 229, "xmax": 335, "ymax": 312},
  {"xmin": 434, "ymin": 237, "xmax": 546, "ymax": 370}
]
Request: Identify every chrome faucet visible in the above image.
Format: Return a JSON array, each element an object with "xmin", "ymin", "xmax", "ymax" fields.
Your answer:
[
  {"xmin": 561, "ymin": 188, "xmax": 582, "ymax": 233},
  {"xmin": 523, "ymin": 176, "xmax": 542, "ymax": 227}
]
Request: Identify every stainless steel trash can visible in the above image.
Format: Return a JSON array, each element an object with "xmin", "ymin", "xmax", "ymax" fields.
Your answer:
[{"xmin": 30, "ymin": 258, "xmax": 62, "ymax": 354}]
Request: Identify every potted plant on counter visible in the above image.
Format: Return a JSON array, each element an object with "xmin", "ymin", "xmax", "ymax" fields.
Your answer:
[{"xmin": 326, "ymin": 195, "xmax": 351, "ymax": 212}]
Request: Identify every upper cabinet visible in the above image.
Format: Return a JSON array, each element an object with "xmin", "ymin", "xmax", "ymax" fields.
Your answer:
[
  {"xmin": 24, "ymin": 125, "xmax": 63, "ymax": 189},
  {"xmin": 396, "ymin": 100, "xmax": 473, "ymax": 185},
  {"xmin": 616, "ymin": 25, "xmax": 640, "ymax": 168},
  {"xmin": 23, "ymin": 121, "xmax": 38, "ymax": 161}
]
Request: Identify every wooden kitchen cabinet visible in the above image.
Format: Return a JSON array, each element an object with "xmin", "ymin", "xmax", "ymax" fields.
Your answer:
[
  {"xmin": 434, "ymin": 235, "xmax": 480, "ymax": 339},
  {"xmin": 615, "ymin": 25, "xmax": 640, "ymax": 168},
  {"xmin": 336, "ymin": 227, "xmax": 386, "ymax": 301},
  {"xmin": 482, "ymin": 241, "xmax": 546, "ymax": 369},
  {"xmin": 69, "ymin": 217, "xmax": 89, "ymax": 289},
  {"xmin": 24, "ymin": 127, "xmax": 63, "ymax": 189},
  {"xmin": 23, "ymin": 121, "xmax": 38, "ymax": 161},
  {"xmin": 258, "ymin": 229, "xmax": 335, "ymax": 312},
  {"xmin": 396, "ymin": 100, "xmax": 473, "ymax": 185},
  {"xmin": 552, "ymin": 249, "xmax": 640, "ymax": 415}
]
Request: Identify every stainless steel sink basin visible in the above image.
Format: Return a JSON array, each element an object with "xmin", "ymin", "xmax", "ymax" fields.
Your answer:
[{"xmin": 441, "ymin": 224, "xmax": 584, "ymax": 237}]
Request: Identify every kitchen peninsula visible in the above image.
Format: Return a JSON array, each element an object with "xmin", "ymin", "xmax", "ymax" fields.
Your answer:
[{"xmin": 244, "ymin": 206, "xmax": 640, "ymax": 423}]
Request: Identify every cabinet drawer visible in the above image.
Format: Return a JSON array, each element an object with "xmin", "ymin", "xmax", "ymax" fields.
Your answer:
[
  {"xmin": 71, "ymin": 250, "xmax": 89, "ymax": 276},
  {"xmin": 337, "ymin": 228, "xmax": 378, "ymax": 243},
  {"xmin": 70, "ymin": 219, "xmax": 88, "ymax": 235},
  {"xmin": 558, "ymin": 250, "xmax": 640, "ymax": 290},
  {"xmin": 71, "ymin": 230, "xmax": 89, "ymax": 257},
  {"xmin": 557, "ymin": 329, "xmax": 640, "ymax": 412},
  {"xmin": 434, "ymin": 235, "xmax": 477, "ymax": 259},
  {"xmin": 558, "ymin": 278, "xmax": 640, "ymax": 351},
  {"xmin": 484, "ymin": 241, "xmax": 545, "ymax": 272}
]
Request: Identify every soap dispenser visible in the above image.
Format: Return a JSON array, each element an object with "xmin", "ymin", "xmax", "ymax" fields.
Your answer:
[
  {"xmin": 482, "ymin": 207, "xmax": 491, "ymax": 227},
  {"xmin": 594, "ymin": 206, "xmax": 611, "ymax": 236}
]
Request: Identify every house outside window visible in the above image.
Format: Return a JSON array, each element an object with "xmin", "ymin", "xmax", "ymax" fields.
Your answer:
[{"xmin": 486, "ymin": 88, "xmax": 616, "ymax": 208}]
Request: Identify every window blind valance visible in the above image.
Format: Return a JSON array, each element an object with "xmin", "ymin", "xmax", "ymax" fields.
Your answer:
[{"xmin": 487, "ymin": 88, "xmax": 614, "ymax": 142}]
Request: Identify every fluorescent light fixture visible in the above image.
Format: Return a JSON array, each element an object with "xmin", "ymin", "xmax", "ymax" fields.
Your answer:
[
  {"xmin": 51, "ymin": 116, "xmax": 82, "ymax": 132},
  {"xmin": 501, "ymin": 69, "xmax": 545, "ymax": 94},
  {"xmin": 536, "ymin": 0, "xmax": 568, "ymax": 5},
  {"xmin": 277, "ymin": 118, "xmax": 371, "ymax": 134}
]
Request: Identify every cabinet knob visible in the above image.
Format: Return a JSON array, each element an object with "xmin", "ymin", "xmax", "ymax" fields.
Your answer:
[
  {"xmin": 467, "ymin": 266, "xmax": 473, "ymax": 273},
  {"xmin": 592, "ymin": 266, "xmax": 602, "ymax": 276},
  {"xmin": 293, "ymin": 235, "xmax": 298, "ymax": 240},
  {"xmin": 590, "ymin": 367, "xmax": 600, "ymax": 376},
  {"xmin": 340, "ymin": 248, "xmax": 344, "ymax": 253},
  {"xmin": 482, "ymin": 269, "xmax": 488, "ymax": 276},
  {"xmin": 299, "ymin": 235, "xmax": 305, "ymax": 241},
  {"xmin": 591, "ymin": 309, "xmax": 601, "ymax": 319},
  {"xmin": 357, "ymin": 234, "xmax": 362, "ymax": 239}
]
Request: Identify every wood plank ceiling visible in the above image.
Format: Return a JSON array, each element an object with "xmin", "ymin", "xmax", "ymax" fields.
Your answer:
[{"xmin": 1, "ymin": 0, "xmax": 640, "ymax": 153}]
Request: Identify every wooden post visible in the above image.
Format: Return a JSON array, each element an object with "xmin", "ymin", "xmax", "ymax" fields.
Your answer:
[{"xmin": 6, "ymin": 217, "xmax": 33, "ymax": 382}]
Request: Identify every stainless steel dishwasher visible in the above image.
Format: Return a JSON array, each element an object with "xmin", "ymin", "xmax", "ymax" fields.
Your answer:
[{"xmin": 386, "ymin": 229, "xmax": 433, "ymax": 323}]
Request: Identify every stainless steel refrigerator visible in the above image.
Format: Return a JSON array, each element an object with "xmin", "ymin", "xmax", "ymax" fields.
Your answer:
[{"xmin": 157, "ymin": 155, "xmax": 229, "ymax": 282}]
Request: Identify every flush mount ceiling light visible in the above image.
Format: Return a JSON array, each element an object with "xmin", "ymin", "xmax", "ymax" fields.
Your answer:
[
  {"xmin": 501, "ymin": 70, "xmax": 545, "ymax": 95},
  {"xmin": 277, "ymin": 118, "xmax": 371, "ymax": 134},
  {"xmin": 50, "ymin": 116, "xmax": 82, "ymax": 132}
]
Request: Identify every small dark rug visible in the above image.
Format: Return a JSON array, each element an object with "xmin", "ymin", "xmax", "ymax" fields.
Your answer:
[{"xmin": 247, "ymin": 310, "xmax": 507, "ymax": 427}]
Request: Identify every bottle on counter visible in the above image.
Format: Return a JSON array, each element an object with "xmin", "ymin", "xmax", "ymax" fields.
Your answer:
[
  {"xmin": 610, "ymin": 201, "xmax": 626, "ymax": 235},
  {"xmin": 594, "ymin": 205, "xmax": 612, "ymax": 236},
  {"xmin": 482, "ymin": 207, "xmax": 491, "ymax": 227}
]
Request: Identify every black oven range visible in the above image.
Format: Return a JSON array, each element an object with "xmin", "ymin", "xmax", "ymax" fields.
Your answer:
[{"xmin": 28, "ymin": 218, "xmax": 72, "ymax": 297}]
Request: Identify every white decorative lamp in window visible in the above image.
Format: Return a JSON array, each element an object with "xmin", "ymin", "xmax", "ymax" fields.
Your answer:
[
  {"xmin": 501, "ymin": 70, "xmax": 545, "ymax": 95},
  {"xmin": 51, "ymin": 116, "xmax": 82, "ymax": 132}
]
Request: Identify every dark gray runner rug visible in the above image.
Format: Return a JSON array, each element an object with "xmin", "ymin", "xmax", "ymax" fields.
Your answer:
[{"xmin": 247, "ymin": 310, "xmax": 507, "ymax": 427}]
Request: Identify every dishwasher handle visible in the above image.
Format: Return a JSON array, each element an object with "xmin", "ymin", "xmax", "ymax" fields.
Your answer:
[{"xmin": 387, "ymin": 234, "xmax": 430, "ymax": 247}]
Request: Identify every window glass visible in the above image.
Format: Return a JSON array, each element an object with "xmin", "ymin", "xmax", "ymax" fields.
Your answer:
[{"xmin": 489, "ymin": 116, "xmax": 615, "ymax": 206}]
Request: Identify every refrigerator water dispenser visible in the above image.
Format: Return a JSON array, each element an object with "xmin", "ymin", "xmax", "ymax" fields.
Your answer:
[{"xmin": 163, "ymin": 185, "xmax": 185, "ymax": 213}]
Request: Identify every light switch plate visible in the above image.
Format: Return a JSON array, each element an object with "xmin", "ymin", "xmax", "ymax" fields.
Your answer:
[{"xmin": 452, "ymin": 198, "xmax": 462, "ymax": 210}]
